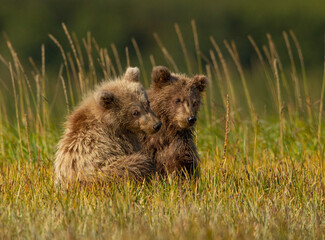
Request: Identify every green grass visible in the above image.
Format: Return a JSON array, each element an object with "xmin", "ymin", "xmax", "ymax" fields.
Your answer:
[{"xmin": 0, "ymin": 23, "xmax": 324, "ymax": 239}]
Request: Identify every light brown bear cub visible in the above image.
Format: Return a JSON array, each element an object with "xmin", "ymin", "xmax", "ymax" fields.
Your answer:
[
  {"xmin": 54, "ymin": 67, "xmax": 162, "ymax": 186},
  {"xmin": 141, "ymin": 66, "xmax": 207, "ymax": 177}
]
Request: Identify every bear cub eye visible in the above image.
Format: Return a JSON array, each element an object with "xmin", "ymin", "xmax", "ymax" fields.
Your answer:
[
  {"xmin": 133, "ymin": 110, "xmax": 139, "ymax": 116},
  {"xmin": 175, "ymin": 98, "xmax": 181, "ymax": 104}
]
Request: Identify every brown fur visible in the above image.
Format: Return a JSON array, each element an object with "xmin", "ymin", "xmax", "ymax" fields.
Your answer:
[
  {"xmin": 141, "ymin": 66, "xmax": 207, "ymax": 177},
  {"xmin": 54, "ymin": 67, "xmax": 161, "ymax": 186}
]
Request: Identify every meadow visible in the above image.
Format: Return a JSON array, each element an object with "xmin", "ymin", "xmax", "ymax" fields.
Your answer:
[{"xmin": 0, "ymin": 22, "xmax": 324, "ymax": 239}]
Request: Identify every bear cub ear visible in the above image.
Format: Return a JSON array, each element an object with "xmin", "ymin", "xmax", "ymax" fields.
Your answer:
[
  {"xmin": 124, "ymin": 67, "xmax": 140, "ymax": 82},
  {"xmin": 193, "ymin": 75, "xmax": 208, "ymax": 92},
  {"xmin": 96, "ymin": 90, "xmax": 115, "ymax": 109},
  {"xmin": 151, "ymin": 66, "xmax": 171, "ymax": 88}
]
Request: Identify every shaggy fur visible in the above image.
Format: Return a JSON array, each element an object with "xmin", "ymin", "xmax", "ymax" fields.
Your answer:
[
  {"xmin": 141, "ymin": 66, "xmax": 207, "ymax": 177},
  {"xmin": 54, "ymin": 67, "xmax": 161, "ymax": 186}
]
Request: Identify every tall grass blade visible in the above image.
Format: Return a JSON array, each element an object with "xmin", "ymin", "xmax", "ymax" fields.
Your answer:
[
  {"xmin": 49, "ymin": 65, "xmax": 64, "ymax": 114},
  {"xmin": 97, "ymin": 49, "xmax": 110, "ymax": 80},
  {"xmin": 41, "ymin": 44, "xmax": 49, "ymax": 133},
  {"xmin": 23, "ymin": 114, "xmax": 32, "ymax": 162},
  {"xmin": 224, "ymin": 40, "xmax": 256, "ymax": 123},
  {"xmin": 125, "ymin": 47, "xmax": 130, "ymax": 68},
  {"xmin": 88, "ymin": 32, "xmax": 97, "ymax": 86},
  {"xmin": 175, "ymin": 23, "xmax": 192, "ymax": 74},
  {"xmin": 149, "ymin": 54, "xmax": 156, "ymax": 68},
  {"xmin": 222, "ymin": 94, "xmax": 230, "ymax": 168},
  {"xmin": 104, "ymin": 49, "xmax": 117, "ymax": 79},
  {"xmin": 267, "ymin": 34, "xmax": 294, "ymax": 122},
  {"xmin": 67, "ymin": 53, "xmax": 79, "ymax": 87},
  {"xmin": 290, "ymin": 30, "xmax": 313, "ymax": 122},
  {"xmin": 153, "ymin": 32, "xmax": 179, "ymax": 72},
  {"xmin": 111, "ymin": 43, "xmax": 123, "ymax": 75},
  {"xmin": 82, "ymin": 33, "xmax": 97, "ymax": 88},
  {"xmin": 262, "ymin": 45, "xmax": 272, "ymax": 67},
  {"xmin": 72, "ymin": 32, "xmax": 85, "ymax": 68},
  {"xmin": 209, "ymin": 50, "xmax": 226, "ymax": 110},
  {"xmin": 49, "ymin": 34, "xmax": 75, "ymax": 106},
  {"xmin": 62, "ymin": 23, "xmax": 84, "ymax": 80},
  {"xmin": 131, "ymin": 38, "xmax": 148, "ymax": 87},
  {"xmin": 210, "ymin": 37, "xmax": 238, "ymax": 116},
  {"xmin": 317, "ymin": 37, "xmax": 325, "ymax": 145},
  {"xmin": 0, "ymin": 95, "xmax": 4, "ymax": 157},
  {"xmin": 273, "ymin": 59, "xmax": 284, "ymax": 156},
  {"xmin": 248, "ymin": 35, "xmax": 277, "ymax": 106},
  {"xmin": 61, "ymin": 76, "xmax": 70, "ymax": 114},
  {"xmin": 9, "ymin": 63, "xmax": 24, "ymax": 161},
  {"xmin": 267, "ymin": 35, "xmax": 290, "ymax": 92},
  {"xmin": 205, "ymin": 64, "xmax": 212, "ymax": 125},
  {"xmin": 34, "ymin": 74, "xmax": 41, "ymax": 133},
  {"xmin": 6, "ymin": 40, "xmax": 27, "ymax": 123},
  {"xmin": 3, "ymin": 46, "xmax": 35, "ymax": 119},
  {"xmin": 283, "ymin": 31, "xmax": 302, "ymax": 113},
  {"xmin": 0, "ymin": 80, "xmax": 9, "ymax": 124},
  {"xmin": 191, "ymin": 20, "xmax": 202, "ymax": 73}
]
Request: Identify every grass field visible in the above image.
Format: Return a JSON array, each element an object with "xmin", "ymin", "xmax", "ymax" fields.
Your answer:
[{"xmin": 0, "ymin": 23, "xmax": 324, "ymax": 239}]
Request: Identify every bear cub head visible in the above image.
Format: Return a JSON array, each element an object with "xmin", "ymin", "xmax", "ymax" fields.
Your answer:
[
  {"xmin": 150, "ymin": 66, "xmax": 207, "ymax": 130},
  {"xmin": 94, "ymin": 67, "xmax": 162, "ymax": 134}
]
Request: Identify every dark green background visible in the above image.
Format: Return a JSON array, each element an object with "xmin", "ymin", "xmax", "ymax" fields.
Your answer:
[{"xmin": 0, "ymin": 0, "xmax": 324, "ymax": 71}]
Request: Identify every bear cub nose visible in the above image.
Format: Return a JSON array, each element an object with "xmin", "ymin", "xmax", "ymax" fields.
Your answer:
[
  {"xmin": 188, "ymin": 116, "xmax": 197, "ymax": 126},
  {"xmin": 153, "ymin": 122, "xmax": 162, "ymax": 132}
]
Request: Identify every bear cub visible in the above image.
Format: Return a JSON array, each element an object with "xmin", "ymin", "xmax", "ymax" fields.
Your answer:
[
  {"xmin": 141, "ymin": 66, "xmax": 207, "ymax": 177},
  {"xmin": 54, "ymin": 67, "xmax": 161, "ymax": 186}
]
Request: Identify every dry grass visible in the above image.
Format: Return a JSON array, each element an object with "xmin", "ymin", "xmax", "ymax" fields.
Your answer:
[{"xmin": 0, "ymin": 23, "xmax": 324, "ymax": 239}]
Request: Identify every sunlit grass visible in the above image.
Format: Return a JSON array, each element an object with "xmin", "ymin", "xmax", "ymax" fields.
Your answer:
[{"xmin": 0, "ymin": 22, "xmax": 324, "ymax": 239}]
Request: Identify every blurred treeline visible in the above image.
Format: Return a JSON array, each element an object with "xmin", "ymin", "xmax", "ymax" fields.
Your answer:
[{"xmin": 0, "ymin": 0, "xmax": 324, "ymax": 76}]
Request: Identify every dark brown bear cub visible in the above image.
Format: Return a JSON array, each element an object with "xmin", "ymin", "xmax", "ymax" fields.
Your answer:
[
  {"xmin": 54, "ymin": 67, "xmax": 161, "ymax": 186},
  {"xmin": 141, "ymin": 66, "xmax": 207, "ymax": 177}
]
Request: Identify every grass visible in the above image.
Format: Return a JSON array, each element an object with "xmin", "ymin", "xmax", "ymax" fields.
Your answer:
[{"xmin": 0, "ymin": 22, "xmax": 324, "ymax": 239}]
